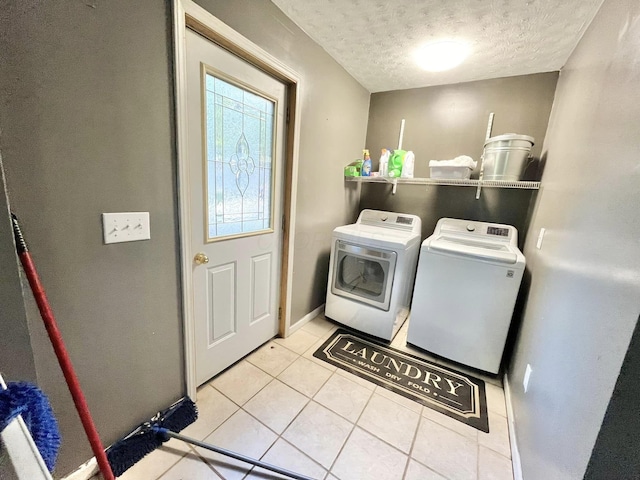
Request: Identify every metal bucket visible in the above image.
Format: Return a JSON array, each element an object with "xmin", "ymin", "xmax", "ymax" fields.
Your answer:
[{"xmin": 482, "ymin": 134, "xmax": 534, "ymax": 181}]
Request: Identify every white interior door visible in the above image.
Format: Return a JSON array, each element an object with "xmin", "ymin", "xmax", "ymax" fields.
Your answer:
[{"xmin": 186, "ymin": 29, "xmax": 286, "ymax": 386}]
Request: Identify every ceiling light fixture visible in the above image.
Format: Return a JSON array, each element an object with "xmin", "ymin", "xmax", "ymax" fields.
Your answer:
[{"xmin": 415, "ymin": 40, "xmax": 470, "ymax": 72}]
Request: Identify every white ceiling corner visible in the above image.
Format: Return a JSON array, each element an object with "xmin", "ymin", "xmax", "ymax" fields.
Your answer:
[{"xmin": 271, "ymin": 0, "xmax": 604, "ymax": 92}]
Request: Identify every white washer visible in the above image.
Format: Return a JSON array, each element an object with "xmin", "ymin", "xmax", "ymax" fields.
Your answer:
[
  {"xmin": 407, "ymin": 218, "xmax": 525, "ymax": 373},
  {"xmin": 325, "ymin": 209, "xmax": 422, "ymax": 341}
]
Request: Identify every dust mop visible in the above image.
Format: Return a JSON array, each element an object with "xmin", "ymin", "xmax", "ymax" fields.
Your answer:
[{"xmin": 107, "ymin": 397, "xmax": 315, "ymax": 480}]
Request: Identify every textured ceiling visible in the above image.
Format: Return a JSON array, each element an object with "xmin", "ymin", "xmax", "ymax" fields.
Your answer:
[{"xmin": 271, "ymin": 0, "xmax": 604, "ymax": 92}]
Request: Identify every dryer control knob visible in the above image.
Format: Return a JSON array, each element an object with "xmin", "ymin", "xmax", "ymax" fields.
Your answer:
[
  {"xmin": 466, "ymin": 224, "xmax": 475, "ymax": 232},
  {"xmin": 381, "ymin": 215, "xmax": 388, "ymax": 221}
]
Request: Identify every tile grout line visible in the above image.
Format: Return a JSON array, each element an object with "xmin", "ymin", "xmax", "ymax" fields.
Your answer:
[
  {"xmin": 245, "ymin": 315, "xmax": 338, "ymax": 378},
  {"xmin": 158, "ymin": 318, "xmax": 335, "ymax": 480},
  {"xmin": 480, "ymin": 444, "xmax": 513, "ymax": 462},
  {"xmin": 241, "ymin": 327, "xmax": 333, "ymax": 441},
  {"xmin": 202, "ymin": 376, "xmax": 282, "ymax": 479},
  {"xmin": 323, "ymin": 384, "xmax": 375, "ymax": 479},
  {"xmin": 316, "ymin": 378, "xmax": 434, "ymax": 470},
  {"xmin": 242, "ymin": 365, "xmax": 337, "ymax": 479},
  {"xmin": 420, "ymin": 409, "xmax": 480, "ymax": 441},
  {"xmin": 406, "ymin": 414, "xmax": 462, "ymax": 480},
  {"xmin": 267, "ymin": 325, "xmax": 345, "ymax": 470},
  {"xmin": 211, "ymin": 359, "xmax": 285, "ymax": 409},
  {"xmin": 245, "ymin": 340, "xmax": 303, "ymax": 376},
  {"xmin": 478, "ymin": 412, "xmax": 514, "ymax": 461},
  {"xmin": 240, "ymin": 422, "xmax": 280, "ymax": 480},
  {"xmin": 401, "ymin": 405, "xmax": 424, "ymax": 480},
  {"xmin": 339, "ymin": 389, "xmax": 425, "ymax": 460},
  {"xmin": 151, "ymin": 443, "xmax": 204, "ymax": 480},
  {"xmin": 184, "ymin": 384, "xmax": 237, "ymax": 443},
  {"xmin": 185, "ymin": 444, "xmax": 222, "ymax": 479},
  {"xmin": 149, "ymin": 458, "xmax": 182, "ymax": 480},
  {"xmin": 249, "ymin": 434, "xmax": 327, "ymax": 479},
  {"xmin": 408, "ymin": 415, "xmax": 459, "ymax": 480},
  {"xmin": 240, "ymin": 382, "xmax": 309, "ymax": 437},
  {"xmin": 298, "ymin": 319, "xmax": 336, "ymax": 340}
]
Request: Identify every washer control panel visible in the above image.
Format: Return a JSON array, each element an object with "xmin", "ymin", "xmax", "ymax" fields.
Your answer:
[
  {"xmin": 436, "ymin": 218, "xmax": 517, "ymax": 244},
  {"xmin": 487, "ymin": 226, "xmax": 510, "ymax": 237},
  {"xmin": 396, "ymin": 216, "xmax": 414, "ymax": 225},
  {"xmin": 358, "ymin": 209, "xmax": 421, "ymax": 233}
]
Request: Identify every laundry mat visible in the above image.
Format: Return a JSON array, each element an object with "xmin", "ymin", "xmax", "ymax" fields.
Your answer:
[{"xmin": 314, "ymin": 329, "xmax": 489, "ymax": 432}]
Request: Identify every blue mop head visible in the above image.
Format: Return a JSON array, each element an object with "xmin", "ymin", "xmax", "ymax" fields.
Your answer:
[{"xmin": 0, "ymin": 382, "xmax": 61, "ymax": 472}]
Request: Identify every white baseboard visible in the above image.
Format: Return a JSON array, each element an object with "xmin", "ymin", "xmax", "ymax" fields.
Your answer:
[
  {"xmin": 287, "ymin": 304, "xmax": 325, "ymax": 335},
  {"xmin": 504, "ymin": 374, "xmax": 524, "ymax": 480},
  {"xmin": 61, "ymin": 457, "xmax": 98, "ymax": 480}
]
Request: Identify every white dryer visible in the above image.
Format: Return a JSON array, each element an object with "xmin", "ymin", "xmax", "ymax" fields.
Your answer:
[
  {"xmin": 325, "ymin": 210, "xmax": 422, "ymax": 341},
  {"xmin": 407, "ymin": 218, "xmax": 525, "ymax": 374}
]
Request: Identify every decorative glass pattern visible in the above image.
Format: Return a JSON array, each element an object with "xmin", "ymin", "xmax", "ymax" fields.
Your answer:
[{"xmin": 204, "ymin": 72, "xmax": 275, "ymax": 240}]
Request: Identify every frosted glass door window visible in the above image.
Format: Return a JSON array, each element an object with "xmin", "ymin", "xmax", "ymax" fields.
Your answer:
[{"xmin": 204, "ymin": 72, "xmax": 276, "ymax": 240}]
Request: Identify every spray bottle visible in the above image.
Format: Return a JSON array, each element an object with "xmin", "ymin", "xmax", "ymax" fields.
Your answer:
[{"xmin": 361, "ymin": 149, "xmax": 372, "ymax": 176}]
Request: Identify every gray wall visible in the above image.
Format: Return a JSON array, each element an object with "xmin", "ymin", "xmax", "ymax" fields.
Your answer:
[
  {"xmin": 584, "ymin": 316, "xmax": 640, "ymax": 479},
  {"xmin": 508, "ymin": 0, "xmax": 640, "ymax": 478},
  {"xmin": 0, "ymin": 0, "xmax": 368, "ymax": 475},
  {"xmin": 193, "ymin": 0, "xmax": 370, "ymax": 326},
  {"xmin": 0, "ymin": 1, "xmax": 183, "ymax": 475},
  {"xmin": 0, "ymin": 158, "xmax": 36, "ymax": 384},
  {"xmin": 361, "ymin": 73, "xmax": 558, "ymax": 246}
]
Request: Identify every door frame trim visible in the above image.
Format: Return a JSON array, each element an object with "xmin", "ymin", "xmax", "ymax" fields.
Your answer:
[{"xmin": 173, "ymin": 0, "xmax": 301, "ymax": 398}]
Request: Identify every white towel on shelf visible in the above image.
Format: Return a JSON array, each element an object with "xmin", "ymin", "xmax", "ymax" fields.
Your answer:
[{"xmin": 428, "ymin": 155, "xmax": 477, "ymax": 169}]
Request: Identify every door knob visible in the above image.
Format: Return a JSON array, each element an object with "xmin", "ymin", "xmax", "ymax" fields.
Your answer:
[{"xmin": 194, "ymin": 252, "xmax": 209, "ymax": 265}]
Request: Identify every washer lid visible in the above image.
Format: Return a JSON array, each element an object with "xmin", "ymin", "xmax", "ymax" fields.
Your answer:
[
  {"xmin": 429, "ymin": 237, "xmax": 517, "ymax": 264},
  {"xmin": 334, "ymin": 224, "xmax": 420, "ymax": 249}
]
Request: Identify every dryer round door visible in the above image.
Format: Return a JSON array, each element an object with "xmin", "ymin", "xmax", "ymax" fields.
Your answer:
[{"xmin": 331, "ymin": 240, "xmax": 397, "ymax": 311}]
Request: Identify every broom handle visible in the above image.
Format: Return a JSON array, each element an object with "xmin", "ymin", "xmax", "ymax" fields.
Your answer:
[
  {"xmin": 12, "ymin": 216, "xmax": 115, "ymax": 480},
  {"xmin": 162, "ymin": 430, "xmax": 316, "ymax": 480}
]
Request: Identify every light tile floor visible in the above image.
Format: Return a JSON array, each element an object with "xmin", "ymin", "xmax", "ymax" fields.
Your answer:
[{"xmin": 115, "ymin": 315, "xmax": 514, "ymax": 480}]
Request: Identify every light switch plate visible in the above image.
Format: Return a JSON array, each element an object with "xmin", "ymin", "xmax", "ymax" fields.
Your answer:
[{"xmin": 102, "ymin": 212, "xmax": 150, "ymax": 244}]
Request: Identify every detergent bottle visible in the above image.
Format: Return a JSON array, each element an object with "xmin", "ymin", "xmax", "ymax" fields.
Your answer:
[
  {"xmin": 401, "ymin": 151, "xmax": 415, "ymax": 178},
  {"xmin": 388, "ymin": 150, "xmax": 406, "ymax": 178}
]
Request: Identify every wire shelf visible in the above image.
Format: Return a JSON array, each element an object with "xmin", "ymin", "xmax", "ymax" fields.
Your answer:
[
  {"xmin": 344, "ymin": 176, "xmax": 540, "ymax": 198},
  {"xmin": 344, "ymin": 176, "xmax": 540, "ymax": 189}
]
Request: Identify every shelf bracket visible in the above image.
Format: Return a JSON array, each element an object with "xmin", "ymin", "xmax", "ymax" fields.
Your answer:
[
  {"xmin": 475, "ymin": 112, "xmax": 493, "ymax": 200},
  {"xmin": 379, "ymin": 176, "xmax": 398, "ymax": 194},
  {"xmin": 475, "ymin": 180, "xmax": 482, "ymax": 200}
]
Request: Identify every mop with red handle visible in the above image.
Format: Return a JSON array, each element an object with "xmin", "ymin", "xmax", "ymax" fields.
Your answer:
[{"xmin": 11, "ymin": 213, "xmax": 116, "ymax": 480}]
